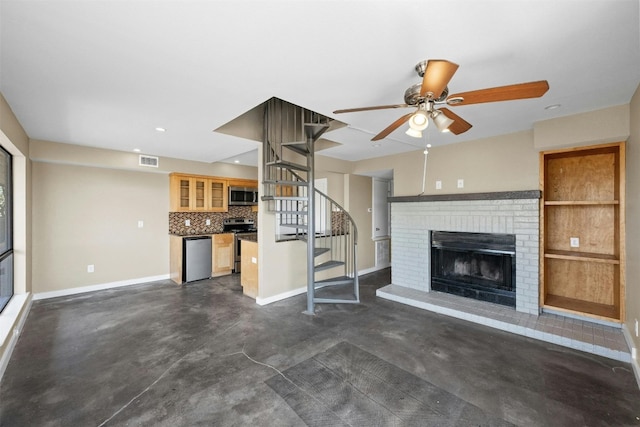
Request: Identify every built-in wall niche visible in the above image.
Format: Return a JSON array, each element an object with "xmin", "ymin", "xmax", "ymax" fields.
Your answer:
[{"xmin": 540, "ymin": 142, "xmax": 625, "ymax": 322}]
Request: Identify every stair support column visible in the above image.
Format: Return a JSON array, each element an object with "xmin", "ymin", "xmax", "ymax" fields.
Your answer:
[{"xmin": 304, "ymin": 135, "xmax": 315, "ymax": 315}]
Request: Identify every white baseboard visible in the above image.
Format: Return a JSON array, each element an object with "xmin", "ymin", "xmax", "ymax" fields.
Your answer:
[
  {"xmin": 0, "ymin": 293, "xmax": 33, "ymax": 383},
  {"xmin": 256, "ymin": 286, "xmax": 307, "ymax": 306},
  {"xmin": 622, "ymin": 324, "xmax": 640, "ymax": 389},
  {"xmin": 358, "ymin": 265, "xmax": 389, "ymax": 276},
  {"xmin": 33, "ymin": 274, "xmax": 170, "ymax": 301},
  {"xmin": 256, "ymin": 267, "xmax": 387, "ymax": 306}
]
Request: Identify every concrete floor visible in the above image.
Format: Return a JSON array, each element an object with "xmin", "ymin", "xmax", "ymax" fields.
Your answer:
[{"xmin": 1, "ymin": 269, "xmax": 639, "ymax": 426}]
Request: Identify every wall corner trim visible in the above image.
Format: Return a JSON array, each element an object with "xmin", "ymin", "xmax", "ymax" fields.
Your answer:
[
  {"xmin": 622, "ymin": 324, "xmax": 640, "ymax": 390},
  {"xmin": 0, "ymin": 293, "xmax": 33, "ymax": 383}
]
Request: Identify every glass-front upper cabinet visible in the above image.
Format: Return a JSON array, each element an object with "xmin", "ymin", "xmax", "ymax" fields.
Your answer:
[{"xmin": 170, "ymin": 173, "xmax": 228, "ymax": 212}]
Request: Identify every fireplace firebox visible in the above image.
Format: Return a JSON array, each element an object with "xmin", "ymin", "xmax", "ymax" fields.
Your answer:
[{"xmin": 431, "ymin": 231, "xmax": 516, "ymax": 307}]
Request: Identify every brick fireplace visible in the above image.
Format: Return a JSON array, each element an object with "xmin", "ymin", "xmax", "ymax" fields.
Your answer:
[{"xmin": 388, "ymin": 191, "xmax": 541, "ymax": 315}]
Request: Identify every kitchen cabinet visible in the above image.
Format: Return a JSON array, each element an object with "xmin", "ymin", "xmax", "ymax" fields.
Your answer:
[
  {"xmin": 540, "ymin": 142, "xmax": 625, "ymax": 322},
  {"xmin": 209, "ymin": 179, "xmax": 226, "ymax": 211},
  {"xmin": 212, "ymin": 233, "xmax": 234, "ymax": 276},
  {"xmin": 169, "ymin": 235, "xmax": 184, "ymax": 284},
  {"xmin": 171, "ymin": 233, "xmax": 234, "ymax": 283},
  {"xmin": 241, "ymin": 239, "xmax": 258, "ymax": 298},
  {"xmin": 227, "ymin": 178, "xmax": 259, "ymax": 189},
  {"xmin": 169, "ymin": 173, "xmax": 228, "ymax": 212}
]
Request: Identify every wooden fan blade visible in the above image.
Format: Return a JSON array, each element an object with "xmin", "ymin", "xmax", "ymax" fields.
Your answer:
[
  {"xmin": 447, "ymin": 80, "xmax": 549, "ymax": 106},
  {"xmin": 439, "ymin": 108, "xmax": 472, "ymax": 135},
  {"xmin": 420, "ymin": 59, "xmax": 459, "ymax": 99},
  {"xmin": 371, "ymin": 112, "xmax": 414, "ymax": 141},
  {"xmin": 333, "ymin": 104, "xmax": 410, "ymax": 114}
]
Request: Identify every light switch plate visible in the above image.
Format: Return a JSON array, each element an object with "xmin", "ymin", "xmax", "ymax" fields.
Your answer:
[
  {"xmin": 137, "ymin": 220, "xmax": 144, "ymax": 228},
  {"xmin": 185, "ymin": 219, "xmax": 191, "ymax": 227},
  {"xmin": 435, "ymin": 180, "xmax": 442, "ymax": 190},
  {"xmin": 206, "ymin": 219, "xmax": 211, "ymax": 226},
  {"xmin": 457, "ymin": 179, "xmax": 464, "ymax": 188},
  {"xmin": 570, "ymin": 237, "xmax": 579, "ymax": 248}
]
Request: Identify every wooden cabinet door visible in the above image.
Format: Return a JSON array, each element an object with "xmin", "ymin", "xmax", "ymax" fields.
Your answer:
[
  {"xmin": 190, "ymin": 177, "xmax": 209, "ymax": 211},
  {"xmin": 208, "ymin": 179, "xmax": 228, "ymax": 212},
  {"xmin": 169, "ymin": 175, "xmax": 193, "ymax": 212},
  {"xmin": 212, "ymin": 233, "xmax": 234, "ymax": 275}
]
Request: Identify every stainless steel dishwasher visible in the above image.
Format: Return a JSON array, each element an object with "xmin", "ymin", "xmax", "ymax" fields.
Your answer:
[{"xmin": 183, "ymin": 236, "xmax": 212, "ymax": 282}]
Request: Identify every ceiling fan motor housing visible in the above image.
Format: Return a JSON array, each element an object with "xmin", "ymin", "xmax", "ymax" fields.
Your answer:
[{"xmin": 404, "ymin": 84, "xmax": 449, "ymax": 105}]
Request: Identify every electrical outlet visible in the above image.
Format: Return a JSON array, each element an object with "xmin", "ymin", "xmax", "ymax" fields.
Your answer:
[
  {"xmin": 137, "ymin": 220, "xmax": 144, "ymax": 228},
  {"xmin": 87, "ymin": 264, "xmax": 94, "ymax": 273},
  {"xmin": 457, "ymin": 179, "xmax": 464, "ymax": 188},
  {"xmin": 435, "ymin": 180, "xmax": 442, "ymax": 190},
  {"xmin": 206, "ymin": 219, "xmax": 211, "ymax": 226},
  {"xmin": 185, "ymin": 219, "xmax": 191, "ymax": 227},
  {"xmin": 570, "ymin": 237, "xmax": 579, "ymax": 248}
]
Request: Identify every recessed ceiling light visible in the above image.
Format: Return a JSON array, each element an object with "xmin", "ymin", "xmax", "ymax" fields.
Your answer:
[
  {"xmin": 234, "ymin": 160, "xmax": 240, "ymax": 163},
  {"xmin": 133, "ymin": 148, "xmax": 141, "ymax": 153},
  {"xmin": 544, "ymin": 104, "xmax": 561, "ymax": 110},
  {"xmin": 155, "ymin": 127, "xmax": 166, "ymax": 132}
]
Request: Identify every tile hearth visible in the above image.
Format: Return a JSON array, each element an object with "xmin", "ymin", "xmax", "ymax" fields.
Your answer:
[{"xmin": 377, "ymin": 284, "xmax": 630, "ymax": 363}]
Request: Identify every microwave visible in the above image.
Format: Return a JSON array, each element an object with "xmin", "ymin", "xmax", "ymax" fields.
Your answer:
[{"xmin": 228, "ymin": 186, "xmax": 258, "ymax": 206}]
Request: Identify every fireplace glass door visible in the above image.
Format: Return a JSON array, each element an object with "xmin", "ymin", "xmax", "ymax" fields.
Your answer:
[{"xmin": 431, "ymin": 231, "xmax": 516, "ymax": 307}]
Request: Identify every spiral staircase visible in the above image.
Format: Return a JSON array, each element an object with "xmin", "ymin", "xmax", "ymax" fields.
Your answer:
[{"xmin": 261, "ymin": 98, "xmax": 359, "ymax": 314}]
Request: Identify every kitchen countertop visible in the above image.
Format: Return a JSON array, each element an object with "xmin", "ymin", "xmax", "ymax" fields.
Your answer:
[
  {"xmin": 169, "ymin": 232, "xmax": 258, "ymax": 242},
  {"xmin": 169, "ymin": 232, "xmax": 231, "ymax": 237},
  {"xmin": 237, "ymin": 233, "xmax": 258, "ymax": 243}
]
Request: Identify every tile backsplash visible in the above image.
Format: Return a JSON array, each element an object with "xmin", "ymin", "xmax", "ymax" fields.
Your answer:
[{"xmin": 169, "ymin": 206, "xmax": 257, "ymax": 235}]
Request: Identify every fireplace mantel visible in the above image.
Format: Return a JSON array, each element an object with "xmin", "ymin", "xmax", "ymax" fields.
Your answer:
[{"xmin": 389, "ymin": 190, "xmax": 541, "ymax": 203}]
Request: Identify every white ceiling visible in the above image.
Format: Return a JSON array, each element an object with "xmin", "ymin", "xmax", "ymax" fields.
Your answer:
[{"xmin": 1, "ymin": 1, "xmax": 639, "ymax": 166}]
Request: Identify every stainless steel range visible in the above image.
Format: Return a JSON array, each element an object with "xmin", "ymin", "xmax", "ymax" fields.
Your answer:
[{"xmin": 222, "ymin": 218, "xmax": 257, "ymax": 273}]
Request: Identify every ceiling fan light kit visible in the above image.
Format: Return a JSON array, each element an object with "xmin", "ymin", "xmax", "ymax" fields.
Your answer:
[
  {"xmin": 432, "ymin": 110, "xmax": 454, "ymax": 133},
  {"xmin": 408, "ymin": 110, "xmax": 429, "ymax": 131},
  {"xmin": 405, "ymin": 128, "xmax": 423, "ymax": 138},
  {"xmin": 334, "ymin": 59, "xmax": 549, "ymax": 141}
]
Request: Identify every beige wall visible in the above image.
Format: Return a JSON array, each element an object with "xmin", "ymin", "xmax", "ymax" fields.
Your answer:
[
  {"xmin": 626, "ymin": 85, "xmax": 640, "ymax": 356},
  {"xmin": 534, "ymin": 104, "xmax": 630, "ymax": 150},
  {"xmin": 316, "ymin": 171, "xmax": 345, "ymax": 206},
  {"xmin": 30, "ymin": 140, "xmax": 258, "ymax": 293},
  {"xmin": 31, "ymin": 139, "xmax": 258, "ymax": 181},
  {"xmin": 0, "ymin": 92, "xmax": 31, "ymax": 372},
  {"xmin": 32, "ymin": 162, "xmax": 169, "ymax": 292},
  {"xmin": 345, "ymin": 174, "xmax": 374, "ymax": 271},
  {"xmin": 354, "ymin": 130, "xmax": 539, "ymax": 195},
  {"xmin": 257, "ymin": 142, "xmax": 307, "ymax": 300}
]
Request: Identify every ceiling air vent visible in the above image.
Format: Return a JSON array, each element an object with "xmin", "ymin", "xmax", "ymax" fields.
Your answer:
[{"xmin": 139, "ymin": 155, "xmax": 159, "ymax": 168}]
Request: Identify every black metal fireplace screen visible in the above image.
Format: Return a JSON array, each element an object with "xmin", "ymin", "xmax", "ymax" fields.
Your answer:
[{"xmin": 430, "ymin": 231, "xmax": 516, "ymax": 307}]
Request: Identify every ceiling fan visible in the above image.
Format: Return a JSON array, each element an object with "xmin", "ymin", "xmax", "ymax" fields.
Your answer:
[{"xmin": 333, "ymin": 59, "xmax": 549, "ymax": 141}]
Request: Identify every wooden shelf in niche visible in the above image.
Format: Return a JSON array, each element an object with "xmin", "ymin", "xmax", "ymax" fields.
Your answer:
[
  {"xmin": 543, "ymin": 295, "xmax": 619, "ymax": 321},
  {"xmin": 540, "ymin": 142, "xmax": 624, "ymax": 322},
  {"xmin": 544, "ymin": 250, "xmax": 619, "ymax": 264},
  {"xmin": 544, "ymin": 200, "xmax": 619, "ymax": 206}
]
